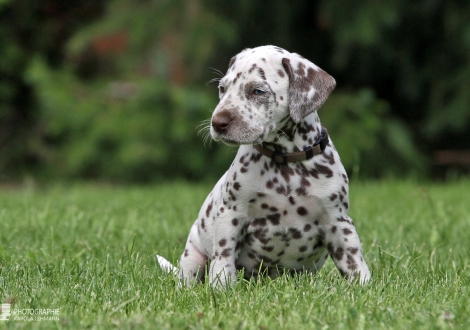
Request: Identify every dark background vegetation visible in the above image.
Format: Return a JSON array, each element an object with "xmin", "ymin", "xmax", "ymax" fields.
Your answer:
[{"xmin": 1, "ymin": 0, "xmax": 469, "ymax": 183}]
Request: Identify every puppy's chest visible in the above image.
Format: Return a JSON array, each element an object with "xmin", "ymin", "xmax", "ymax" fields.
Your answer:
[
  {"xmin": 232, "ymin": 192, "xmax": 326, "ymax": 271},
  {"xmin": 245, "ymin": 189, "xmax": 320, "ymax": 225}
]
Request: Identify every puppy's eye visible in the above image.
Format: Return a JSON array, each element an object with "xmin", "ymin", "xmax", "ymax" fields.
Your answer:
[
  {"xmin": 219, "ymin": 85, "xmax": 225, "ymax": 94},
  {"xmin": 253, "ymin": 89, "xmax": 266, "ymax": 96}
]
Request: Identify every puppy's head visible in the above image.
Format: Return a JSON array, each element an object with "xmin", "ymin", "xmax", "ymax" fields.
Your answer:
[{"xmin": 210, "ymin": 45, "xmax": 335, "ymax": 146}]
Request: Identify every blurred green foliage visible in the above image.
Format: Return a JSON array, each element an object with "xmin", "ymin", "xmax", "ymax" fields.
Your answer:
[
  {"xmin": 26, "ymin": 57, "xmax": 223, "ymax": 182},
  {"xmin": 321, "ymin": 89, "xmax": 425, "ymax": 178},
  {"xmin": 1, "ymin": 0, "xmax": 469, "ymax": 182}
]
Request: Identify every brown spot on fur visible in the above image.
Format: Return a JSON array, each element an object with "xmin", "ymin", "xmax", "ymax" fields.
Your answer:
[
  {"xmin": 346, "ymin": 254, "xmax": 357, "ymax": 270},
  {"xmin": 347, "ymin": 247, "xmax": 359, "ymax": 255},
  {"xmin": 295, "ymin": 187, "xmax": 307, "ymax": 195},
  {"xmin": 289, "ymin": 228, "xmax": 302, "ymax": 239},
  {"xmin": 337, "ymin": 217, "xmax": 352, "ymax": 224},
  {"xmin": 206, "ymin": 201, "xmax": 213, "ymax": 217},
  {"xmin": 262, "ymin": 246, "xmax": 274, "ymax": 252},
  {"xmin": 221, "ymin": 248, "xmax": 231, "ymax": 258},
  {"xmin": 316, "ymin": 164, "xmax": 334, "ymax": 178},
  {"xmin": 323, "ymin": 151, "xmax": 335, "ymax": 165},
  {"xmin": 267, "ymin": 213, "xmax": 281, "ymax": 225},
  {"xmin": 327, "ymin": 243, "xmax": 344, "ymax": 261},
  {"xmin": 229, "ymin": 190, "xmax": 237, "ymax": 201},
  {"xmin": 276, "ymin": 186, "xmax": 287, "ymax": 195},
  {"xmin": 258, "ymin": 68, "xmax": 266, "ymax": 80},
  {"xmin": 297, "ymin": 206, "xmax": 308, "ymax": 216},
  {"xmin": 300, "ymin": 177, "xmax": 310, "ymax": 187},
  {"xmin": 252, "ymin": 218, "xmax": 267, "ymax": 227}
]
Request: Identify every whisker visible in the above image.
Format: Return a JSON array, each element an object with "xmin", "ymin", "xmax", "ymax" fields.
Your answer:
[
  {"xmin": 209, "ymin": 67, "xmax": 225, "ymax": 77},
  {"xmin": 276, "ymin": 128, "xmax": 291, "ymax": 141},
  {"xmin": 197, "ymin": 118, "xmax": 214, "ymax": 148},
  {"xmin": 204, "ymin": 130, "xmax": 213, "ymax": 148},
  {"xmin": 196, "ymin": 118, "xmax": 212, "ymax": 128},
  {"xmin": 206, "ymin": 66, "xmax": 224, "ymax": 86},
  {"xmin": 206, "ymin": 77, "xmax": 221, "ymax": 86}
]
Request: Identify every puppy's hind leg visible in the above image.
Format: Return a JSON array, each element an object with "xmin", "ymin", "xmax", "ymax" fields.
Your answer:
[{"xmin": 178, "ymin": 223, "xmax": 208, "ymax": 285}]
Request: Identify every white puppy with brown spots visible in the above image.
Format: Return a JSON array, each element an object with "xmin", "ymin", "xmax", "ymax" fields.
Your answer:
[{"xmin": 157, "ymin": 45, "xmax": 370, "ymax": 287}]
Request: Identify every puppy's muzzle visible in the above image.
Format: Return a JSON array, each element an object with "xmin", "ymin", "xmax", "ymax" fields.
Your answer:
[{"xmin": 211, "ymin": 112, "xmax": 233, "ymax": 133}]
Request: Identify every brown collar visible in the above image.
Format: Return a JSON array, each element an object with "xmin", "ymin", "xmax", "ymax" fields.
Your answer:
[{"xmin": 254, "ymin": 127, "xmax": 329, "ymax": 164}]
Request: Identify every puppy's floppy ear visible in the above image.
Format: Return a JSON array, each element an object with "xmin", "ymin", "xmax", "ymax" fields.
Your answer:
[{"xmin": 282, "ymin": 54, "xmax": 336, "ymax": 123}]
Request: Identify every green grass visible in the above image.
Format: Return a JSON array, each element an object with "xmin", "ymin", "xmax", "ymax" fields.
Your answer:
[{"xmin": 0, "ymin": 180, "xmax": 469, "ymax": 329}]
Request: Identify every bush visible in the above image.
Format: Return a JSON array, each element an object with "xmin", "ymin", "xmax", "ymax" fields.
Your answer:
[
  {"xmin": 26, "ymin": 57, "xmax": 234, "ymax": 182},
  {"xmin": 321, "ymin": 89, "xmax": 427, "ymax": 178}
]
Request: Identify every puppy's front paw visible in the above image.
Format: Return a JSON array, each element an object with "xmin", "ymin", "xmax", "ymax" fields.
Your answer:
[{"xmin": 209, "ymin": 262, "xmax": 237, "ymax": 289}]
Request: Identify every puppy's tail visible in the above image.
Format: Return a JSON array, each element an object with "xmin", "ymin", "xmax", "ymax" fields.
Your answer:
[{"xmin": 156, "ymin": 255, "xmax": 178, "ymax": 275}]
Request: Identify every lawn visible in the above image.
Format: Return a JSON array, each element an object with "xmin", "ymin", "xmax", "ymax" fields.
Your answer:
[{"xmin": 0, "ymin": 180, "xmax": 469, "ymax": 329}]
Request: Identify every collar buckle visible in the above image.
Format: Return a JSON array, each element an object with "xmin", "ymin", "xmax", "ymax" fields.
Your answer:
[
  {"xmin": 272, "ymin": 150, "xmax": 287, "ymax": 164},
  {"xmin": 304, "ymin": 145, "xmax": 314, "ymax": 159},
  {"xmin": 313, "ymin": 127, "xmax": 329, "ymax": 152}
]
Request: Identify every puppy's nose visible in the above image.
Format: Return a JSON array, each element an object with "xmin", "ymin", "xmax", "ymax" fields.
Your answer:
[{"xmin": 212, "ymin": 114, "xmax": 232, "ymax": 133}]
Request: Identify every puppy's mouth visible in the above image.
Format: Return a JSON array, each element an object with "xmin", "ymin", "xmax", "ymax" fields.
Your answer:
[
  {"xmin": 217, "ymin": 138, "xmax": 240, "ymax": 147},
  {"xmin": 212, "ymin": 132, "xmax": 266, "ymax": 146}
]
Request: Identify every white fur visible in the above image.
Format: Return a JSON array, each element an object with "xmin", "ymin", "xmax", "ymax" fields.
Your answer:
[{"xmin": 157, "ymin": 46, "xmax": 370, "ymax": 287}]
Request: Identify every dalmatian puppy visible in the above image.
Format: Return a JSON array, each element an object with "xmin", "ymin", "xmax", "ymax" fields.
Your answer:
[{"xmin": 157, "ymin": 45, "xmax": 371, "ymax": 287}]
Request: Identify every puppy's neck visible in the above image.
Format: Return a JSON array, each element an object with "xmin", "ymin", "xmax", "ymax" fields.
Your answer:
[{"xmin": 262, "ymin": 112, "xmax": 323, "ymax": 153}]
